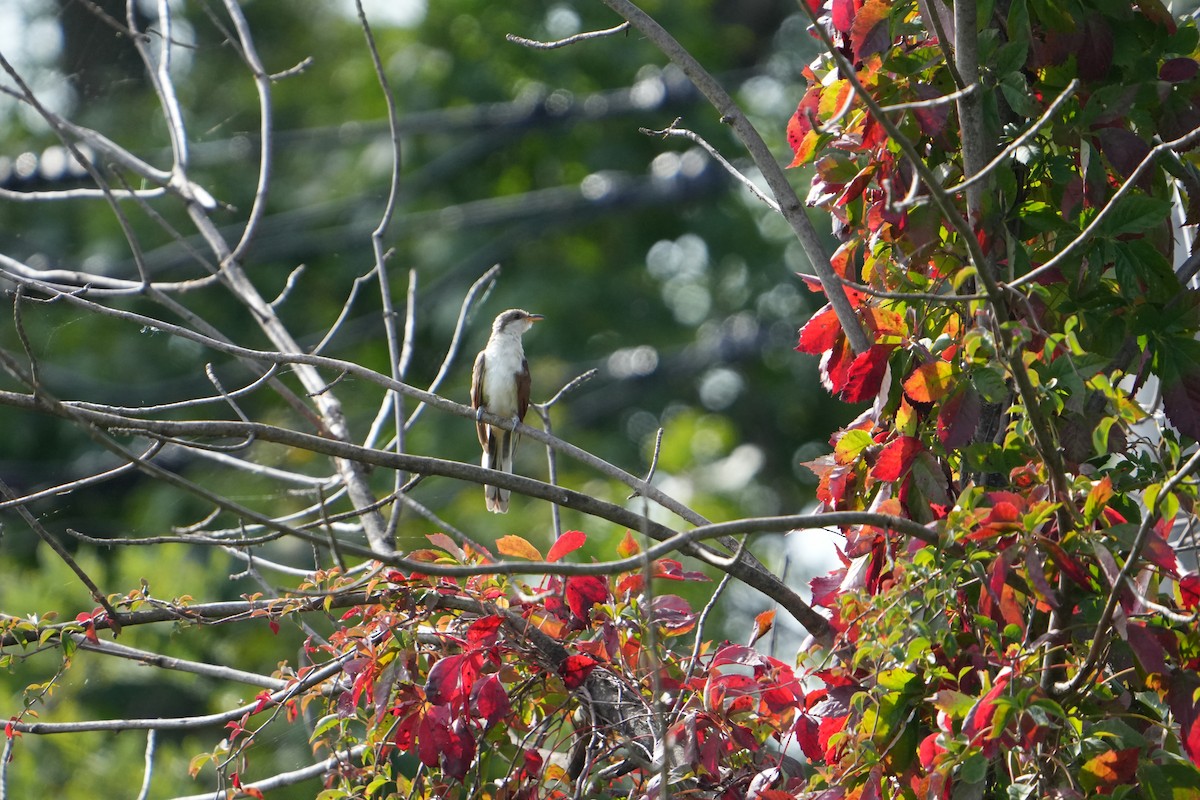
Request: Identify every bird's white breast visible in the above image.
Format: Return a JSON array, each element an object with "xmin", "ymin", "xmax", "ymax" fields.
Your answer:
[{"xmin": 481, "ymin": 334, "xmax": 526, "ymax": 418}]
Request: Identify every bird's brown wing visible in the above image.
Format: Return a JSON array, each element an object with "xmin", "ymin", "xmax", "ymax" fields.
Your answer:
[
  {"xmin": 471, "ymin": 350, "xmax": 488, "ymax": 449},
  {"xmin": 517, "ymin": 358, "xmax": 532, "ymax": 421}
]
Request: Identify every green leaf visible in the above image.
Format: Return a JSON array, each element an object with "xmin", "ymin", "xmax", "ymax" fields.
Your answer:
[
  {"xmin": 960, "ymin": 750, "xmax": 990, "ymax": 783},
  {"xmin": 1112, "ymin": 238, "xmax": 1176, "ymax": 301},
  {"xmin": 310, "ymin": 713, "xmax": 343, "ymax": 740},
  {"xmin": 1138, "ymin": 760, "xmax": 1200, "ymax": 799},
  {"xmin": 1098, "ymin": 194, "xmax": 1172, "ymax": 237},
  {"xmin": 999, "ymin": 72, "xmax": 1039, "ymax": 116},
  {"xmin": 995, "ymin": 39, "xmax": 1029, "ymax": 77}
]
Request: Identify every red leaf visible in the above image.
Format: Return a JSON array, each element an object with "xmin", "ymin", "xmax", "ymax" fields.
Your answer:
[
  {"xmin": 1135, "ymin": 0, "xmax": 1176, "ymax": 33},
  {"xmin": 426, "ymin": 532, "xmax": 466, "ymax": 562},
  {"xmin": 871, "ymin": 436, "xmax": 922, "ymax": 481},
  {"xmin": 850, "ymin": 0, "xmax": 891, "ymax": 62},
  {"xmin": 831, "ymin": 0, "xmax": 862, "ymax": 33},
  {"xmin": 1180, "ymin": 574, "xmax": 1200, "ymax": 610},
  {"xmin": 919, "ymin": 732, "xmax": 947, "ymax": 769},
  {"xmin": 417, "ymin": 706, "xmax": 449, "ymax": 768},
  {"xmin": 938, "ymin": 385, "xmax": 981, "ymax": 449},
  {"xmin": 1142, "ymin": 522, "xmax": 1180, "ymax": 578},
  {"xmin": 963, "ymin": 668, "xmax": 1013, "ymax": 746},
  {"xmin": 1040, "ymin": 537, "xmax": 1097, "ymax": 590},
  {"xmin": 1076, "ymin": 15, "xmax": 1113, "ymax": 81},
  {"xmin": 821, "ymin": 336, "xmax": 857, "ymax": 395},
  {"xmin": 616, "ymin": 530, "xmax": 640, "ymax": 559},
  {"xmin": 1095, "ymin": 127, "xmax": 1150, "ymax": 184},
  {"xmin": 252, "ymin": 690, "xmax": 274, "ymax": 714},
  {"xmin": 469, "ymin": 674, "xmax": 510, "ymax": 730},
  {"xmin": 392, "ymin": 711, "xmax": 420, "ymax": 751},
  {"xmin": 1161, "ymin": 57, "xmax": 1200, "ymax": 82},
  {"xmin": 653, "ymin": 559, "xmax": 710, "ymax": 581},
  {"xmin": 564, "ymin": 575, "xmax": 609, "ymax": 622},
  {"xmin": 706, "ymin": 673, "xmax": 759, "ymax": 714},
  {"xmin": 910, "ymin": 82, "xmax": 948, "ymax": 136},
  {"xmin": 442, "ymin": 717, "xmax": 477, "ymax": 781},
  {"xmin": 795, "ymin": 714, "xmax": 822, "ymax": 761},
  {"xmin": 466, "ymin": 616, "xmax": 504, "ymax": 649},
  {"xmin": 520, "ymin": 749, "xmax": 544, "ymax": 779},
  {"xmin": 546, "ymin": 530, "xmax": 587, "ymax": 563},
  {"xmin": 558, "ymin": 655, "xmax": 598, "ymax": 690},
  {"xmin": 818, "ymin": 713, "xmax": 849, "ymax": 761},
  {"xmin": 787, "ymin": 85, "xmax": 823, "ymax": 153},
  {"xmin": 834, "ymin": 165, "xmax": 877, "ymax": 207},
  {"xmin": 841, "ymin": 343, "xmax": 894, "ymax": 403},
  {"xmin": 712, "ymin": 643, "xmax": 771, "ymax": 669},
  {"xmin": 1126, "ymin": 621, "xmax": 1169, "ymax": 676},
  {"xmin": 1168, "ymin": 671, "xmax": 1200, "ymax": 766},
  {"xmin": 651, "ymin": 594, "xmax": 696, "ymax": 633},
  {"xmin": 424, "ymin": 654, "xmax": 466, "ymax": 706},
  {"xmin": 796, "ymin": 305, "xmax": 844, "ymax": 354},
  {"xmin": 616, "ymin": 572, "xmax": 644, "ymax": 596},
  {"xmin": 1160, "ymin": 341, "xmax": 1200, "ymax": 441}
]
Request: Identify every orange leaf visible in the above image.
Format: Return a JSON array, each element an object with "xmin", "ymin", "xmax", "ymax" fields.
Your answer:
[
  {"xmin": 903, "ymin": 360, "xmax": 956, "ymax": 403},
  {"xmin": 496, "ymin": 535, "xmax": 543, "ymax": 561},
  {"xmin": 1080, "ymin": 748, "xmax": 1139, "ymax": 793},
  {"xmin": 749, "ymin": 609, "xmax": 776, "ymax": 645},
  {"xmin": 616, "ymin": 530, "xmax": 640, "ymax": 559}
]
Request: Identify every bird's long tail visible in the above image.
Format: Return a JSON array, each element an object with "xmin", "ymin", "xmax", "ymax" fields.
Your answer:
[{"xmin": 482, "ymin": 427, "xmax": 514, "ymax": 513}]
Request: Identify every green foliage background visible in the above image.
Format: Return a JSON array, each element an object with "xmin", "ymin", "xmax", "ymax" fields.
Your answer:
[{"xmin": 0, "ymin": 1, "xmax": 842, "ymax": 795}]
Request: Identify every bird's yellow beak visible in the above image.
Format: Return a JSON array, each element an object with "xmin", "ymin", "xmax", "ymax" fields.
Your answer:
[{"xmin": 528, "ymin": 314, "xmax": 545, "ymax": 322}]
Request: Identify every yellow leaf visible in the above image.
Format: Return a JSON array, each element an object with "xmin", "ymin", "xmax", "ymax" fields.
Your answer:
[{"xmin": 496, "ymin": 535, "xmax": 543, "ymax": 561}]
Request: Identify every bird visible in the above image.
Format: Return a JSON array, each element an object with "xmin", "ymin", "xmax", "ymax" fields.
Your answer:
[{"xmin": 471, "ymin": 309, "xmax": 543, "ymax": 513}]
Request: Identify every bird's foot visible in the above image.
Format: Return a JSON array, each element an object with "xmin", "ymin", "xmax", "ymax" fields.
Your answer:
[{"xmin": 475, "ymin": 406, "xmax": 485, "ymax": 423}]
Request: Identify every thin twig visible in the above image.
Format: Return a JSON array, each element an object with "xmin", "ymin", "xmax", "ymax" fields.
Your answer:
[
  {"xmin": 506, "ymin": 22, "xmax": 631, "ymax": 49},
  {"xmin": 641, "ymin": 121, "xmax": 780, "ymax": 212}
]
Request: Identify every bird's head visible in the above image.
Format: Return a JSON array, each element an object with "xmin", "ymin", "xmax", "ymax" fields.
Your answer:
[{"xmin": 493, "ymin": 308, "xmax": 544, "ymax": 336}]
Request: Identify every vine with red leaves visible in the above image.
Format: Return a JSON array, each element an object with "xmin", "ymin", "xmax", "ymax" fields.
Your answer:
[{"xmin": 785, "ymin": 0, "xmax": 1200, "ymax": 797}]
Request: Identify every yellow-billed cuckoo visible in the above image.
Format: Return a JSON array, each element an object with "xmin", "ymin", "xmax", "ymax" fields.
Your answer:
[{"xmin": 471, "ymin": 309, "xmax": 543, "ymax": 513}]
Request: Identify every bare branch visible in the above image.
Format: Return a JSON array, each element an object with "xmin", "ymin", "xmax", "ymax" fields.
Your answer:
[
  {"xmin": 167, "ymin": 746, "xmax": 367, "ymax": 800},
  {"xmin": 137, "ymin": 731, "xmax": 156, "ymax": 800}
]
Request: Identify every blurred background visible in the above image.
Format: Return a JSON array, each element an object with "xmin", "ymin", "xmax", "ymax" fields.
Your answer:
[{"xmin": 0, "ymin": 0, "xmax": 850, "ymax": 795}]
